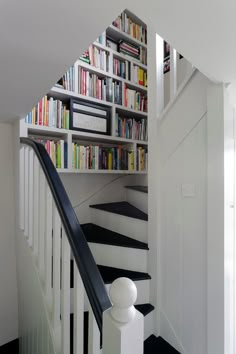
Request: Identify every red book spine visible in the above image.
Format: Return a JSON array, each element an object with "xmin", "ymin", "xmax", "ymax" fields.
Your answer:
[{"xmin": 39, "ymin": 98, "xmax": 43, "ymax": 125}]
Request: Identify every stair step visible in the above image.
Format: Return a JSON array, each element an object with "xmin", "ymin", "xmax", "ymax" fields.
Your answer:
[
  {"xmin": 125, "ymin": 185, "xmax": 148, "ymax": 194},
  {"xmin": 82, "ymin": 223, "xmax": 148, "ymax": 250},
  {"xmin": 0, "ymin": 339, "xmax": 19, "ymax": 354},
  {"xmin": 90, "ymin": 201, "xmax": 148, "ymax": 221},
  {"xmin": 98, "ymin": 265, "xmax": 151, "ymax": 284},
  {"xmin": 135, "ymin": 303, "xmax": 154, "ymax": 317},
  {"xmin": 144, "ymin": 335, "xmax": 180, "ymax": 354}
]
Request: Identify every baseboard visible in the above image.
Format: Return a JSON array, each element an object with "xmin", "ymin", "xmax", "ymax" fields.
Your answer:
[{"xmin": 0, "ymin": 339, "xmax": 19, "ymax": 353}]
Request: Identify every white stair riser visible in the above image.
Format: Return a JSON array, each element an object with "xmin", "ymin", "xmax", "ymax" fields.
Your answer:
[
  {"xmin": 91, "ymin": 209, "xmax": 147, "ymax": 243},
  {"xmin": 126, "ymin": 190, "xmax": 148, "ymax": 214},
  {"xmin": 88, "ymin": 243, "xmax": 148, "ymax": 272},
  {"xmin": 143, "ymin": 310, "xmax": 155, "ymax": 340}
]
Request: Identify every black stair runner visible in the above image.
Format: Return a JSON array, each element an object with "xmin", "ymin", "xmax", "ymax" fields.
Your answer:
[
  {"xmin": 135, "ymin": 303, "xmax": 154, "ymax": 316},
  {"xmin": 98, "ymin": 265, "xmax": 151, "ymax": 284},
  {"xmin": 82, "ymin": 223, "xmax": 148, "ymax": 250},
  {"xmin": 125, "ymin": 185, "xmax": 148, "ymax": 194},
  {"xmin": 90, "ymin": 201, "xmax": 148, "ymax": 221},
  {"xmin": 144, "ymin": 335, "xmax": 181, "ymax": 354}
]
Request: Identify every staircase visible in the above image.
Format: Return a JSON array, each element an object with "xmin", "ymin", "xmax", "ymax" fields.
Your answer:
[
  {"xmin": 81, "ymin": 185, "xmax": 180, "ymax": 353},
  {"xmin": 17, "ymin": 138, "xmax": 181, "ymax": 354}
]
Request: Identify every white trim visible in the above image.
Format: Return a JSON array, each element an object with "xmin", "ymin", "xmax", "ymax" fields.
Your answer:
[{"xmin": 158, "ymin": 68, "xmax": 196, "ymax": 121}]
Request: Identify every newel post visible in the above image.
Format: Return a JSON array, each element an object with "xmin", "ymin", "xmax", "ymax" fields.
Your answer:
[{"xmin": 103, "ymin": 277, "xmax": 144, "ymax": 354}]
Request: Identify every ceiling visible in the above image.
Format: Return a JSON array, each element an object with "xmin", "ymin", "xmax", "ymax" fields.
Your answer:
[{"xmin": 0, "ymin": 0, "xmax": 235, "ymax": 121}]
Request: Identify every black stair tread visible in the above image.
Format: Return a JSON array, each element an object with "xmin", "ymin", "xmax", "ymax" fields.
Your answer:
[
  {"xmin": 81, "ymin": 223, "xmax": 149, "ymax": 250},
  {"xmin": 125, "ymin": 185, "xmax": 148, "ymax": 194},
  {"xmin": 135, "ymin": 303, "xmax": 155, "ymax": 316},
  {"xmin": 0, "ymin": 339, "xmax": 19, "ymax": 354},
  {"xmin": 144, "ymin": 335, "xmax": 181, "ymax": 354},
  {"xmin": 90, "ymin": 201, "xmax": 148, "ymax": 221},
  {"xmin": 98, "ymin": 265, "xmax": 151, "ymax": 284}
]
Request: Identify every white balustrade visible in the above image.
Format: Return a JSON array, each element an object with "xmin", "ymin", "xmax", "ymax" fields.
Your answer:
[{"xmin": 19, "ymin": 144, "xmax": 143, "ymax": 354}]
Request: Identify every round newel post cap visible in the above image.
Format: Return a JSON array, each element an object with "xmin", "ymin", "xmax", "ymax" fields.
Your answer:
[{"xmin": 109, "ymin": 277, "xmax": 137, "ymax": 323}]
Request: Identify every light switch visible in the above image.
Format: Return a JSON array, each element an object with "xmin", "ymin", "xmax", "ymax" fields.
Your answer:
[{"xmin": 181, "ymin": 183, "xmax": 196, "ymax": 198}]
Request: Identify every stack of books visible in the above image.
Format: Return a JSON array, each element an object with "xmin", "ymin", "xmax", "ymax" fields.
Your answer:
[
  {"xmin": 115, "ymin": 114, "xmax": 148, "ymax": 141},
  {"xmin": 113, "ymin": 58, "xmax": 131, "ymax": 80},
  {"xmin": 113, "ymin": 13, "xmax": 147, "ymax": 44},
  {"xmin": 56, "ymin": 66, "xmax": 74, "ymax": 91},
  {"xmin": 78, "ymin": 68, "xmax": 122, "ymax": 104},
  {"xmin": 72, "ymin": 143, "xmax": 135, "ymax": 171},
  {"xmin": 32, "ymin": 138, "xmax": 68, "ymax": 169},
  {"xmin": 79, "ymin": 50, "xmax": 90, "ymax": 64},
  {"xmin": 124, "ymin": 85, "xmax": 148, "ymax": 112},
  {"xmin": 118, "ymin": 41, "xmax": 140, "ymax": 62},
  {"xmin": 25, "ymin": 96, "xmax": 70, "ymax": 129},
  {"xmin": 80, "ymin": 46, "xmax": 110, "ymax": 72},
  {"xmin": 132, "ymin": 65, "xmax": 147, "ymax": 87},
  {"xmin": 137, "ymin": 147, "xmax": 148, "ymax": 171}
]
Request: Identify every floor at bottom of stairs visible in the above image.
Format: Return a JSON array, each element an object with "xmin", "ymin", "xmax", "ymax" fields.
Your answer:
[
  {"xmin": 144, "ymin": 335, "xmax": 180, "ymax": 354},
  {"xmin": 0, "ymin": 339, "xmax": 19, "ymax": 354}
]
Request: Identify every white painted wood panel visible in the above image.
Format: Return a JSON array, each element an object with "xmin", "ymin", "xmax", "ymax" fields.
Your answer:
[
  {"xmin": 160, "ymin": 114, "xmax": 207, "ymax": 353},
  {"xmin": 126, "ymin": 189, "xmax": 148, "ymax": 213}
]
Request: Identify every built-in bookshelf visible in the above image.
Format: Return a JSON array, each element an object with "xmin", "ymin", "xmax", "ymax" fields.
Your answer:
[{"xmin": 21, "ymin": 9, "xmax": 148, "ymax": 175}]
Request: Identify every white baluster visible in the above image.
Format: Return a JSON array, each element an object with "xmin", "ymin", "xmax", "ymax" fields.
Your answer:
[
  {"xmin": 39, "ymin": 169, "xmax": 46, "ymax": 280},
  {"xmin": 74, "ymin": 265, "xmax": 84, "ymax": 354},
  {"xmin": 24, "ymin": 146, "xmax": 29, "ymax": 237},
  {"xmin": 19, "ymin": 146, "xmax": 25, "ymax": 230},
  {"xmin": 33, "ymin": 156, "xmax": 40, "ymax": 259},
  {"xmin": 61, "ymin": 228, "xmax": 71, "ymax": 354},
  {"xmin": 45, "ymin": 185, "xmax": 53, "ymax": 310},
  {"xmin": 52, "ymin": 205, "xmax": 61, "ymax": 348},
  {"xmin": 103, "ymin": 277, "xmax": 144, "ymax": 354},
  {"xmin": 88, "ymin": 304, "xmax": 100, "ymax": 354},
  {"xmin": 28, "ymin": 149, "xmax": 34, "ymax": 248}
]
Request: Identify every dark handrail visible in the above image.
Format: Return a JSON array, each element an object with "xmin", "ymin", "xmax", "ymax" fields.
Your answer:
[{"xmin": 20, "ymin": 137, "xmax": 112, "ymax": 332}]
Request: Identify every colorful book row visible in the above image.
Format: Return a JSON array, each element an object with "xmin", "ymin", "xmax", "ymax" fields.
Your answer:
[
  {"xmin": 25, "ymin": 96, "xmax": 70, "ymax": 129},
  {"xmin": 72, "ymin": 143, "xmax": 136, "ymax": 171},
  {"xmin": 33, "ymin": 138, "xmax": 68, "ymax": 169},
  {"xmin": 113, "ymin": 13, "xmax": 147, "ymax": 44},
  {"xmin": 115, "ymin": 114, "xmax": 148, "ymax": 141},
  {"xmin": 124, "ymin": 84, "xmax": 148, "ymax": 112},
  {"xmin": 78, "ymin": 68, "xmax": 122, "ymax": 104}
]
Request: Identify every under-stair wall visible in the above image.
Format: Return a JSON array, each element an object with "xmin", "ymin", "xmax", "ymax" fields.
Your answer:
[{"xmin": 158, "ymin": 71, "xmax": 210, "ymax": 354}]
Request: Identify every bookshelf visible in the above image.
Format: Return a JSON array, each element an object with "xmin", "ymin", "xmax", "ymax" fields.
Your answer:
[{"xmin": 21, "ymin": 10, "xmax": 148, "ymax": 175}]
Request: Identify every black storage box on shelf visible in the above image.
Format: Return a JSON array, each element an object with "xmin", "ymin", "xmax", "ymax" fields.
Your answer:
[{"xmin": 69, "ymin": 98, "xmax": 111, "ymax": 135}]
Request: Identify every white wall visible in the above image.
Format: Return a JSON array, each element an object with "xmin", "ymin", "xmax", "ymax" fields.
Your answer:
[
  {"xmin": 0, "ymin": 123, "xmax": 18, "ymax": 345},
  {"xmin": 159, "ymin": 71, "xmax": 209, "ymax": 353}
]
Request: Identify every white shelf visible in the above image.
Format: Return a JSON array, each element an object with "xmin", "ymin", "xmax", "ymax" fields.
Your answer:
[
  {"xmin": 58, "ymin": 168, "xmax": 147, "ymax": 175},
  {"xmin": 106, "ymin": 25, "xmax": 147, "ymax": 49},
  {"xmin": 77, "ymin": 60, "xmax": 148, "ymax": 92},
  {"xmin": 25, "ymin": 123, "xmax": 148, "ymax": 145},
  {"xmin": 50, "ymin": 87, "xmax": 148, "ymax": 117}
]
